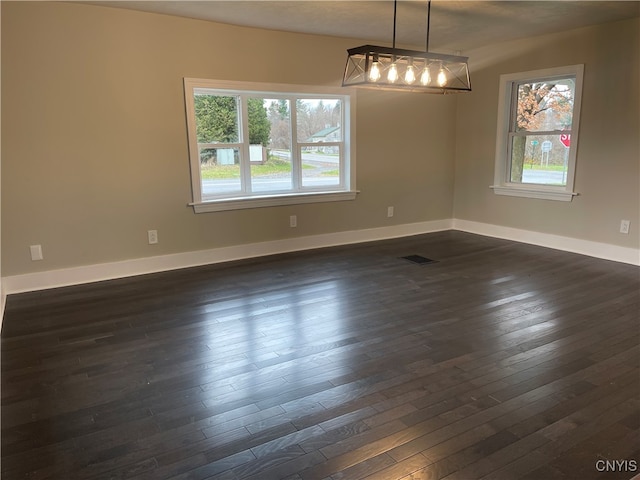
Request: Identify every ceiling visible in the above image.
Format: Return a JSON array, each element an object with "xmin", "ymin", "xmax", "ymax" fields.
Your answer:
[{"xmin": 90, "ymin": 1, "xmax": 639, "ymax": 53}]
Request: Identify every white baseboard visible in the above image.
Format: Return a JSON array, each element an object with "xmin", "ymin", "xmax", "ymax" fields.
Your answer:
[
  {"xmin": 2, "ymin": 219, "xmax": 452, "ymax": 295},
  {"xmin": 2, "ymin": 218, "xmax": 637, "ymax": 298},
  {"xmin": 453, "ymin": 219, "xmax": 640, "ymax": 266}
]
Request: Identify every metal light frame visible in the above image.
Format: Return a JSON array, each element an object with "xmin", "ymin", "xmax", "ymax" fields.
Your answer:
[{"xmin": 342, "ymin": 1, "xmax": 471, "ymax": 93}]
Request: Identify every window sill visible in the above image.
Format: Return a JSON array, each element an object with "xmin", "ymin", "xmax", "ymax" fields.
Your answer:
[
  {"xmin": 190, "ymin": 190, "xmax": 359, "ymax": 213},
  {"xmin": 490, "ymin": 185, "xmax": 578, "ymax": 202}
]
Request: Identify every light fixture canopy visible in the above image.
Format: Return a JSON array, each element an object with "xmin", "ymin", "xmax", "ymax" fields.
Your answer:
[{"xmin": 342, "ymin": 1, "xmax": 471, "ymax": 93}]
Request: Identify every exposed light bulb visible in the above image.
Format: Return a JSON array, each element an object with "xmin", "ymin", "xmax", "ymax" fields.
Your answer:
[
  {"xmin": 388, "ymin": 63, "xmax": 398, "ymax": 83},
  {"xmin": 420, "ymin": 67, "xmax": 431, "ymax": 86},
  {"xmin": 369, "ymin": 61, "xmax": 381, "ymax": 82},
  {"xmin": 404, "ymin": 64, "xmax": 416, "ymax": 84},
  {"xmin": 437, "ymin": 67, "xmax": 447, "ymax": 87}
]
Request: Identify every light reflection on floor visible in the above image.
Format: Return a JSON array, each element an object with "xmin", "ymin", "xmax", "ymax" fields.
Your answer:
[{"xmin": 198, "ymin": 279, "xmax": 357, "ymax": 410}]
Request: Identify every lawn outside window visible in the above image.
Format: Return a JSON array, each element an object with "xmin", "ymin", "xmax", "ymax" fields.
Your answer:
[
  {"xmin": 183, "ymin": 78, "xmax": 357, "ymax": 213},
  {"xmin": 492, "ymin": 65, "xmax": 584, "ymax": 201}
]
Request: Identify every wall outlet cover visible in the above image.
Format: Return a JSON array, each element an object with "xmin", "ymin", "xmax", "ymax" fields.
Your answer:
[
  {"xmin": 148, "ymin": 230, "xmax": 159, "ymax": 244},
  {"xmin": 620, "ymin": 220, "xmax": 630, "ymax": 234},
  {"xmin": 30, "ymin": 245, "xmax": 43, "ymax": 261}
]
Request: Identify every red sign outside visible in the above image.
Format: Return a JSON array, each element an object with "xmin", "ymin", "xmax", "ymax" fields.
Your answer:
[{"xmin": 560, "ymin": 134, "xmax": 571, "ymax": 148}]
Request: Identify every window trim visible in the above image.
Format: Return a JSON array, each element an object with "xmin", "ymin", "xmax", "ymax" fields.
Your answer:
[
  {"xmin": 183, "ymin": 78, "xmax": 357, "ymax": 213},
  {"xmin": 491, "ymin": 64, "xmax": 584, "ymax": 202}
]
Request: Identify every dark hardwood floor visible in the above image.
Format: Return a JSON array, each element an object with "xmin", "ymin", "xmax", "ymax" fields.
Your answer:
[{"xmin": 2, "ymin": 231, "xmax": 639, "ymax": 480}]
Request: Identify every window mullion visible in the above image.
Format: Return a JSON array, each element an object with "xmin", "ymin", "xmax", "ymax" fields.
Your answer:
[
  {"xmin": 239, "ymin": 95, "xmax": 252, "ymax": 194},
  {"xmin": 505, "ymin": 131, "xmax": 515, "ymax": 183},
  {"xmin": 290, "ymin": 97, "xmax": 301, "ymax": 191},
  {"xmin": 338, "ymin": 144, "xmax": 344, "ymax": 189},
  {"xmin": 509, "ymin": 81, "xmax": 519, "ymax": 132},
  {"xmin": 510, "ymin": 130, "xmax": 573, "ymax": 137}
]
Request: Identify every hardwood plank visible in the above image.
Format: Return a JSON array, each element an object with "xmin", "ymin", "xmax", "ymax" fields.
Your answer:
[{"xmin": 2, "ymin": 231, "xmax": 638, "ymax": 480}]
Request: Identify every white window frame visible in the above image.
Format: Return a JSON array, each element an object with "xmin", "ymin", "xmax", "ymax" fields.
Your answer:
[
  {"xmin": 184, "ymin": 78, "xmax": 357, "ymax": 213},
  {"xmin": 491, "ymin": 64, "xmax": 584, "ymax": 202}
]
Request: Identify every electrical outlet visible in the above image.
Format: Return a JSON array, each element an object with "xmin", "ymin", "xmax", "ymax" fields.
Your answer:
[
  {"xmin": 387, "ymin": 206, "xmax": 394, "ymax": 218},
  {"xmin": 30, "ymin": 245, "xmax": 43, "ymax": 261},
  {"xmin": 148, "ymin": 230, "xmax": 158, "ymax": 244},
  {"xmin": 620, "ymin": 220, "xmax": 630, "ymax": 234},
  {"xmin": 289, "ymin": 215, "xmax": 297, "ymax": 228}
]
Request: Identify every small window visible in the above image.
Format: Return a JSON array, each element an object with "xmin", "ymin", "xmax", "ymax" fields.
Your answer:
[
  {"xmin": 184, "ymin": 79, "xmax": 356, "ymax": 213},
  {"xmin": 492, "ymin": 65, "xmax": 584, "ymax": 201}
]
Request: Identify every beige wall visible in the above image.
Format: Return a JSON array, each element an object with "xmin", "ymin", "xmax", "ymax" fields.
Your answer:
[
  {"xmin": 1, "ymin": 2, "xmax": 457, "ymax": 276},
  {"xmin": 454, "ymin": 18, "xmax": 640, "ymax": 249},
  {"xmin": 2, "ymin": 3, "xmax": 637, "ymax": 280}
]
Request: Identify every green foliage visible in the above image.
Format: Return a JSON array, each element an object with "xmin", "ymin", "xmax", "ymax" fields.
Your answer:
[
  {"xmin": 201, "ymin": 156, "xmax": 289, "ymax": 179},
  {"xmin": 194, "ymin": 95, "xmax": 271, "ymax": 148},
  {"xmin": 194, "ymin": 95, "xmax": 239, "ymax": 144},
  {"xmin": 247, "ymin": 98, "xmax": 270, "ymax": 146},
  {"xmin": 201, "ymin": 164, "xmax": 241, "ymax": 179},
  {"xmin": 268, "ymin": 99, "xmax": 289, "ymax": 120}
]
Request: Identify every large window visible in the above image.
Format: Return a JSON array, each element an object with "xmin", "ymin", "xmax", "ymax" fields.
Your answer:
[
  {"xmin": 492, "ymin": 65, "xmax": 584, "ymax": 201},
  {"xmin": 184, "ymin": 79, "xmax": 356, "ymax": 212}
]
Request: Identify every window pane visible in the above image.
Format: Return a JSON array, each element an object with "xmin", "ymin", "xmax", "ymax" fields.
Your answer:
[
  {"xmin": 297, "ymin": 99, "xmax": 342, "ymax": 188},
  {"xmin": 296, "ymin": 99, "xmax": 342, "ymax": 143},
  {"xmin": 515, "ymin": 79, "xmax": 574, "ymax": 132},
  {"xmin": 250, "ymin": 98, "xmax": 293, "ymax": 193},
  {"xmin": 200, "ymin": 147, "xmax": 242, "ymax": 197},
  {"xmin": 510, "ymin": 135, "xmax": 571, "ymax": 186},
  {"xmin": 301, "ymin": 146, "xmax": 341, "ymax": 188},
  {"xmin": 194, "ymin": 93, "xmax": 240, "ymax": 143}
]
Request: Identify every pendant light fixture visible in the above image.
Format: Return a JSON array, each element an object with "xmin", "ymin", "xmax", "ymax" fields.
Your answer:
[{"xmin": 342, "ymin": 1, "xmax": 471, "ymax": 93}]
